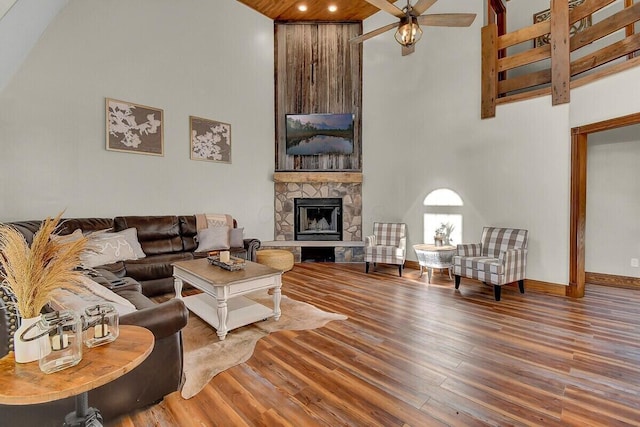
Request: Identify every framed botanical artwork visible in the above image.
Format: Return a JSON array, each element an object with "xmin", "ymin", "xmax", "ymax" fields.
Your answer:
[
  {"xmin": 106, "ymin": 98, "xmax": 164, "ymax": 156},
  {"xmin": 189, "ymin": 116, "xmax": 231, "ymax": 163},
  {"xmin": 533, "ymin": 0, "xmax": 592, "ymax": 48}
]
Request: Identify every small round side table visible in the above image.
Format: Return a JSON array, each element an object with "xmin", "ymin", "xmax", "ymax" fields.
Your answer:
[
  {"xmin": 413, "ymin": 244, "xmax": 456, "ymax": 284},
  {"xmin": 0, "ymin": 325, "xmax": 154, "ymax": 427}
]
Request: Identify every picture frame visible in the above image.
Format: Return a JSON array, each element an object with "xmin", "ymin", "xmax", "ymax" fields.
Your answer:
[
  {"xmin": 106, "ymin": 98, "xmax": 164, "ymax": 156},
  {"xmin": 189, "ymin": 116, "xmax": 231, "ymax": 163},
  {"xmin": 533, "ymin": 0, "xmax": 592, "ymax": 48}
]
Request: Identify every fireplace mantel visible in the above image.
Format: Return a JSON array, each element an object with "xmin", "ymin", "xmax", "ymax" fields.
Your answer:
[{"xmin": 273, "ymin": 172, "xmax": 362, "ymax": 183}]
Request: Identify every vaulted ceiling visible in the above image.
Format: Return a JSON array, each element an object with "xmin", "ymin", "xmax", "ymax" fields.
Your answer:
[{"xmin": 236, "ymin": 0, "xmax": 382, "ymax": 21}]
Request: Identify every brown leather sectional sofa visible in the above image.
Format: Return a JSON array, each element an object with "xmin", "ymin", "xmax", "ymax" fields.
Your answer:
[
  {"xmin": 9, "ymin": 215, "xmax": 261, "ymax": 297},
  {"xmin": 0, "ymin": 214, "xmax": 261, "ymax": 426}
]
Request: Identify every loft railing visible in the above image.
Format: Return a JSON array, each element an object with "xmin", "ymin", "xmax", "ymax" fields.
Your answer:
[{"xmin": 482, "ymin": 0, "xmax": 640, "ymax": 119}]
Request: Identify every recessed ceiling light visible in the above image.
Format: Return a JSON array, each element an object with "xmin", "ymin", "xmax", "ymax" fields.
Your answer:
[
  {"xmin": 298, "ymin": 4, "xmax": 308, "ymax": 12},
  {"xmin": 328, "ymin": 5, "xmax": 338, "ymax": 12}
]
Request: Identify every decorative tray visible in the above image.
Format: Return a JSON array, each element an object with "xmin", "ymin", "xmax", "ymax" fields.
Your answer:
[{"xmin": 207, "ymin": 255, "xmax": 246, "ymax": 271}]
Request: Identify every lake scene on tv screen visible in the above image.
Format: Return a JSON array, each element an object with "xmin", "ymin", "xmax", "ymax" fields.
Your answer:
[{"xmin": 286, "ymin": 113, "xmax": 354, "ymax": 155}]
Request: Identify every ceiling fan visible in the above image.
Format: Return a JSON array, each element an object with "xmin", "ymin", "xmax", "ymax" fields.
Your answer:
[{"xmin": 350, "ymin": 0, "xmax": 476, "ymax": 56}]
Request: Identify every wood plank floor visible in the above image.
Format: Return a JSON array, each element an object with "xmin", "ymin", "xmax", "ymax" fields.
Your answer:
[{"xmin": 110, "ymin": 263, "xmax": 640, "ymax": 426}]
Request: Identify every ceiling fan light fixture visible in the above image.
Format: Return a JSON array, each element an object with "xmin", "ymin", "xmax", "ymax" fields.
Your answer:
[{"xmin": 394, "ymin": 16, "xmax": 422, "ymax": 47}]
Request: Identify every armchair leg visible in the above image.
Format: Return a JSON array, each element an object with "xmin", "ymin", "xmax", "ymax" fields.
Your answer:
[
  {"xmin": 493, "ymin": 285, "xmax": 501, "ymax": 301},
  {"xmin": 454, "ymin": 275, "xmax": 461, "ymax": 289},
  {"xmin": 398, "ymin": 264, "xmax": 402, "ymax": 277},
  {"xmin": 366, "ymin": 262, "xmax": 370, "ymax": 274},
  {"xmin": 518, "ymin": 280, "xmax": 525, "ymax": 294}
]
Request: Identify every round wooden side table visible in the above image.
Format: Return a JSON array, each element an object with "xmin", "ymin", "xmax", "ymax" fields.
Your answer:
[
  {"xmin": 0, "ymin": 324, "xmax": 154, "ymax": 426},
  {"xmin": 413, "ymin": 244, "xmax": 456, "ymax": 284}
]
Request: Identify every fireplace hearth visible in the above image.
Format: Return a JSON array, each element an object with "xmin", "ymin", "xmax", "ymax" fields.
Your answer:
[{"xmin": 294, "ymin": 198, "xmax": 342, "ymax": 241}]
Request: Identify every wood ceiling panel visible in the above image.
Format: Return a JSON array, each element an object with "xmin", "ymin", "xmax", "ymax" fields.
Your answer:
[{"xmin": 236, "ymin": 0, "xmax": 383, "ymax": 21}]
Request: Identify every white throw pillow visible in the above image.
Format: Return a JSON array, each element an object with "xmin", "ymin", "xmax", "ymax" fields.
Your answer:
[
  {"xmin": 195, "ymin": 226, "xmax": 230, "ymax": 252},
  {"xmin": 80, "ymin": 229, "xmax": 143, "ymax": 268},
  {"xmin": 116, "ymin": 227, "xmax": 146, "ymax": 259},
  {"xmin": 230, "ymin": 227, "xmax": 244, "ymax": 248}
]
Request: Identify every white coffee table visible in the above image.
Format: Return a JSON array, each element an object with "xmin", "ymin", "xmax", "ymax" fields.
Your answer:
[
  {"xmin": 173, "ymin": 258, "xmax": 282, "ymax": 340},
  {"xmin": 413, "ymin": 244, "xmax": 456, "ymax": 284}
]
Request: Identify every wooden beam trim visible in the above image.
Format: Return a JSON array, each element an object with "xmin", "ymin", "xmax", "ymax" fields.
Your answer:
[
  {"xmin": 570, "ymin": 2, "xmax": 640, "ymax": 52},
  {"xmin": 498, "ymin": 44, "xmax": 550, "ymax": 73},
  {"xmin": 568, "ymin": 0, "xmax": 617, "ymax": 24},
  {"xmin": 496, "ymin": 0, "xmax": 615, "ymax": 50},
  {"xmin": 568, "ymin": 131, "xmax": 587, "ymax": 298},
  {"xmin": 498, "ymin": 55, "xmax": 640, "ymax": 104},
  {"xmin": 551, "ymin": 0, "xmax": 571, "ymax": 105},
  {"xmin": 273, "ymin": 172, "xmax": 363, "ymax": 183},
  {"xmin": 497, "ymin": 21, "xmax": 550, "ymax": 50},
  {"xmin": 571, "ymin": 32, "xmax": 640, "ymax": 77},
  {"xmin": 496, "ymin": 86, "xmax": 552, "ymax": 104},
  {"xmin": 570, "ymin": 54, "xmax": 640, "ymax": 90},
  {"xmin": 572, "ymin": 111, "xmax": 640, "ymax": 135},
  {"xmin": 481, "ymin": 24, "xmax": 498, "ymax": 119},
  {"xmin": 498, "ymin": 69, "xmax": 551, "ymax": 94},
  {"xmin": 585, "ymin": 272, "xmax": 640, "ymax": 289}
]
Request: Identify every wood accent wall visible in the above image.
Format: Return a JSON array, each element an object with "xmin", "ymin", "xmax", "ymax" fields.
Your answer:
[{"xmin": 275, "ymin": 22, "xmax": 362, "ymax": 171}]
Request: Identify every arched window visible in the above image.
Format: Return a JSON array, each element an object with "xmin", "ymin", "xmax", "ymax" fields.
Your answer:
[{"xmin": 423, "ymin": 188, "xmax": 463, "ymax": 245}]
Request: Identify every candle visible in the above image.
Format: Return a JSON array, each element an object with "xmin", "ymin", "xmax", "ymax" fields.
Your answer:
[
  {"xmin": 52, "ymin": 333, "xmax": 69, "ymax": 351},
  {"xmin": 220, "ymin": 251, "xmax": 230, "ymax": 263},
  {"xmin": 94, "ymin": 324, "xmax": 109, "ymax": 338}
]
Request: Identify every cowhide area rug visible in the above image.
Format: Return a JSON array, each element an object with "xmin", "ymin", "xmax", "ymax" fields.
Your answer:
[{"xmin": 180, "ymin": 293, "xmax": 347, "ymax": 399}]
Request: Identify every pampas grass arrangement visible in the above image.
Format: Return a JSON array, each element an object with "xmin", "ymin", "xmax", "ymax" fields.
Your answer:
[{"xmin": 0, "ymin": 212, "xmax": 87, "ymax": 318}]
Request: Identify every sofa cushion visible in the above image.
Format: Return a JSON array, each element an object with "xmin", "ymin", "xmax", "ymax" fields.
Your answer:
[
  {"xmin": 123, "ymin": 252, "xmax": 194, "ymax": 281},
  {"xmin": 59, "ymin": 218, "xmax": 114, "ymax": 235},
  {"xmin": 178, "ymin": 215, "xmax": 198, "ymax": 252},
  {"xmin": 114, "ymin": 216, "xmax": 183, "ymax": 255}
]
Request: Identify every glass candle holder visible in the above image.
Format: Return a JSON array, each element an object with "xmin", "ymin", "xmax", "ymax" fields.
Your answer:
[
  {"xmin": 83, "ymin": 304, "xmax": 119, "ymax": 348},
  {"xmin": 38, "ymin": 310, "xmax": 83, "ymax": 374}
]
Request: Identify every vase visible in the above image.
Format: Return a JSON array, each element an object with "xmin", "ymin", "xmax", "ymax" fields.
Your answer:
[{"xmin": 13, "ymin": 316, "xmax": 50, "ymax": 363}]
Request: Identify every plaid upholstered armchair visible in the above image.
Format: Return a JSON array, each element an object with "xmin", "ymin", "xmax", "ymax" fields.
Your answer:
[
  {"xmin": 453, "ymin": 227, "xmax": 529, "ymax": 301},
  {"xmin": 365, "ymin": 222, "xmax": 407, "ymax": 277}
]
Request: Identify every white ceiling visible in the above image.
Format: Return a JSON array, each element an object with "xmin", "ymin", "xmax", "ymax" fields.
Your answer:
[
  {"xmin": 0, "ymin": 0, "xmax": 17, "ymax": 20},
  {"xmin": 0, "ymin": 0, "xmax": 68, "ymax": 93}
]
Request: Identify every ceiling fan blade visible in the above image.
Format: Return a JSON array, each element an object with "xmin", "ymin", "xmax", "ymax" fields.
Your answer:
[
  {"xmin": 402, "ymin": 45, "xmax": 415, "ymax": 56},
  {"xmin": 412, "ymin": 0, "xmax": 438, "ymax": 15},
  {"xmin": 349, "ymin": 22, "xmax": 399, "ymax": 44},
  {"xmin": 363, "ymin": 0, "xmax": 405, "ymax": 18},
  {"xmin": 417, "ymin": 13, "xmax": 477, "ymax": 27}
]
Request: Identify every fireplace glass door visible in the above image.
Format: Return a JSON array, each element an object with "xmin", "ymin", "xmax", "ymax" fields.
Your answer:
[{"xmin": 294, "ymin": 198, "xmax": 342, "ymax": 241}]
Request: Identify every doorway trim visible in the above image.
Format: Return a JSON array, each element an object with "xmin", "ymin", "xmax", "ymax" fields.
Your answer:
[{"xmin": 569, "ymin": 111, "xmax": 640, "ymax": 297}]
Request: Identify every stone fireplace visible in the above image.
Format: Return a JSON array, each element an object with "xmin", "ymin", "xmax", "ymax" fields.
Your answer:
[{"xmin": 270, "ymin": 172, "xmax": 364, "ymax": 262}]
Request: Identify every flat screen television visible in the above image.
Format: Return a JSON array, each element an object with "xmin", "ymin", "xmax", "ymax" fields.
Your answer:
[{"xmin": 285, "ymin": 113, "xmax": 354, "ymax": 155}]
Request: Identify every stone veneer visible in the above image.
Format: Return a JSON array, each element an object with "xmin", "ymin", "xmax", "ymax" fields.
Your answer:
[{"xmin": 272, "ymin": 178, "xmax": 364, "ymax": 262}]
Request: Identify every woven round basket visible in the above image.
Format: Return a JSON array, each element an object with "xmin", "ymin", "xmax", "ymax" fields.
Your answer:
[{"xmin": 256, "ymin": 249, "xmax": 294, "ymax": 272}]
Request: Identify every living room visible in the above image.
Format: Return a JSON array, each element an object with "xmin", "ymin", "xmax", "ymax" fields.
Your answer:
[{"xmin": 1, "ymin": 0, "xmax": 640, "ymax": 425}]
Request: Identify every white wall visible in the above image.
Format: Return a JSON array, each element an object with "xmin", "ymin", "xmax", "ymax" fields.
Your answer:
[
  {"xmin": 586, "ymin": 125, "xmax": 640, "ymax": 277},
  {"xmin": 362, "ymin": 0, "xmax": 640, "ymax": 285},
  {"xmin": 0, "ymin": 0, "xmax": 276, "ymax": 240}
]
